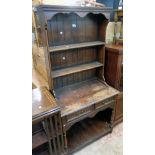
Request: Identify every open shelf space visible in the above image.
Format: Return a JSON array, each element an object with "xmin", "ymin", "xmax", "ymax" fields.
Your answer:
[
  {"xmin": 67, "ymin": 109, "xmax": 112, "ymax": 153},
  {"xmin": 52, "ymin": 61, "xmax": 103, "ymax": 78},
  {"xmin": 49, "ymin": 41, "xmax": 105, "ymax": 52},
  {"xmin": 32, "ymin": 131, "xmax": 48, "ymax": 149},
  {"xmin": 32, "ymin": 143, "xmax": 49, "ymax": 155},
  {"xmin": 55, "ymin": 79, "xmax": 118, "ymax": 116},
  {"xmin": 33, "ymin": 150, "xmax": 49, "ymax": 155}
]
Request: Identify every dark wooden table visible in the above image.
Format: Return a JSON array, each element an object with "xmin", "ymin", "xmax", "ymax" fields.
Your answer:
[{"xmin": 32, "ymin": 87, "xmax": 66, "ymax": 155}]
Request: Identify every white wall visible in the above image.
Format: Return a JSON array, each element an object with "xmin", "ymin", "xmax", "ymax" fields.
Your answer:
[{"xmin": 106, "ymin": 22, "xmax": 122, "ymax": 44}]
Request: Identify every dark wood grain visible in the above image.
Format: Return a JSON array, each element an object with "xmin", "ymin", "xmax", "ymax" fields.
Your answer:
[
  {"xmin": 33, "ymin": 5, "xmax": 120, "ymax": 154},
  {"xmin": 105, "ymin": 44, "xmax": 123, "ymax": 91},
  {"xmin": 32, "ymin": 88, "xmax": 65, "ymax": 155},
  {"xmin": 67, "ymin": 109, "xmax": 112, "ymax": 153},
  {"xmin": 35, "ymin": 5, "xmax": 112, "ymax": 91},
  {"xmin": 32, "ymin": 87, "xmax": 59, "ymax": 123},
  {"xmin": 51, "ymin": 46, "xmax": 98, "ymax": 70},
  {"xmin": 104, "ymin": 44, "xmax": 123, "ymax": 125},
  {"xmin": 52, "ymin": 61, "xmax": 103, "ymax": 78},
  {"xmin": 114, "ymin": 92, "xmax": 123, "ymax": 125},
  {"xmin": 55, "ymin": 79, "xmax": 118, "ymax": 116},
  {"xmin": 53, "ymin": 69, "xmax": 96, "ymax": 89}
]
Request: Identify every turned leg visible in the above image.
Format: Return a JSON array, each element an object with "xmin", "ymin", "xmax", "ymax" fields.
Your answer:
[{"xmin": 109, "ymin": 104, "xmax": 116, "ymax": 132}]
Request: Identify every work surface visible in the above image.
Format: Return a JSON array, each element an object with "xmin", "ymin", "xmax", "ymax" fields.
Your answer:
[{"xmin": 55, "ymin": 79, "xmax": 119, "ymax": 116}]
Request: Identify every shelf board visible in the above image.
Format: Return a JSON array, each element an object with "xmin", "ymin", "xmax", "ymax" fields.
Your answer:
[
  {"xmin": 49, "ymin": 41, "xmax": 105, "ymax": 52},
  {"xmin": 32, "ymin": 131, "xmax": 48, "ymax": 149},
  {"xmin": 52, "ymin": 61, "xmax": 103, "ymax": 78},
  {"xmin": 67, "ymin": 115, "xmax": 111, "ymax": 153}
]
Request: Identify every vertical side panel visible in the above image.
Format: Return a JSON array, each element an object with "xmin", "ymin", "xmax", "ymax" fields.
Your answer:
[
  {"xmin": 47, "ymin": 20, "xmax": 53, "ymax": 46},
  {"xmin": 97, "ymin": 45, "xmax": 105, "ymax": 81},
  {"xmin": 50, "ymin": 15, "xmax": 58, "ymax": 46}
]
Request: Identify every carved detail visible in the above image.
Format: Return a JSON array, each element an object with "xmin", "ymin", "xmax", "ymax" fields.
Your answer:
[{"xmin": 46, "ymin": 12, "xmax": 108, "ymax": 21}]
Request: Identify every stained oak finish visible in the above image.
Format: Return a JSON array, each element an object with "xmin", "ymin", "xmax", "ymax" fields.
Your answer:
[
  {"xmin": 105, "ymin": 44, "xmax": 123, "ymax": 91},
  {"xmin": 55, "ymin": 79, "xmax": 118, "ymax": 117},
  {"xmin": 52, "ymin": 61, "xmax": 103, "ymax": 78},
  {"xmin": 35, "ymin": 5, "xmax": 111, "ymax": 91},
  {"xmin": 67, "ymin": 109, "xmax": 112, "ymax": 154},
  {"xmin": 32, "ymin": 131, "xmax": 48, "ymax": 149},
  {"xmin": 49, "ymin": 41, "xmax": 105, "ymax": 52},
  {"xmin": 34, "ymin": 5, "xmax": 120, "ymax": 154},
  {"xmin": 51, "ymin": 46, "xmax": 98, "ymax": 70},
  {"xmin": 104, "ymin": 44, "xmax": 123, "ymax": 125},
  {"xmin": 32, "ymin": 87, "xmax": 59, "ymax": 123},
  {"xmin": 32, "ymin": 87, "xmax": 65, "ymax": 155},
  {"xmin": 114, "ymin": 92, "xmax": 123, "ymax": 125}
]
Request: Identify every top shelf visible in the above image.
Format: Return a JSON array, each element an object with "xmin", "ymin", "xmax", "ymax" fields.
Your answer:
[{"xmin": 49, "ymin": 41, "xmax": 105, "ymax": 52}]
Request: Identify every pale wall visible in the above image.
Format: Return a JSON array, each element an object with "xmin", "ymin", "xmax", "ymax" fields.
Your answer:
[{"xmin": 106, "ymin": 22, "xmax": 122, "ymax": 44}]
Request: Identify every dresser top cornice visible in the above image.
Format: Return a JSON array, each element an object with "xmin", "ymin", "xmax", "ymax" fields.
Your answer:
[
  {"xmin": 35, "ymin": 5, "xmax": 112, "ymax": 12},
  {"xmin": 34, "ymin": 5, "xmax": 112, "ymax": 20}
]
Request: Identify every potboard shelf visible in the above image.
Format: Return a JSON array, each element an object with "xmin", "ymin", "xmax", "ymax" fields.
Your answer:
[
  {"xmin": 52, "ymin": 61, "xmax": 103, "ymax": 78},
  {"xmin": 49, "ymin": 41, "xmax": 105, "ymax": 52},
  {"xmin": 67, "ymin": 112, "xmax": 111, "ymax": 153}
]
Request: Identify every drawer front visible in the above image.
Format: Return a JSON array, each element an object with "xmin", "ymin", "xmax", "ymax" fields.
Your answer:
[
  {"xmin": 95, "ymin": 97, "xmax": 115, "ymax": 110},
  {"xmin": 67, "ymin": 106, "xmax": 94, "ymax": 123}
]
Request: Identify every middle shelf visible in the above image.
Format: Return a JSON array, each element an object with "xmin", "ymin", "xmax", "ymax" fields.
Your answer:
[
  {"xmin": 52, "ymin": 61, "xmax": 103, "ymax": 78},
  {"xmin": 49, "ymin": 41, "xmax": 105, "ymax": 52}
]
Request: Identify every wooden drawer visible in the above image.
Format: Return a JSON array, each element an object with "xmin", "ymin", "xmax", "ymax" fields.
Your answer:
[
  {"xmin": 95, "ymin": 97, "xmax": 115, "ymax": 110},
  {"xmin": 63, "ymin": 97, "xmax": 116, "ymax": 125},
  {"xmin": 67, "ymin": 106, "xmax": 94, "ymax": 123}
]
